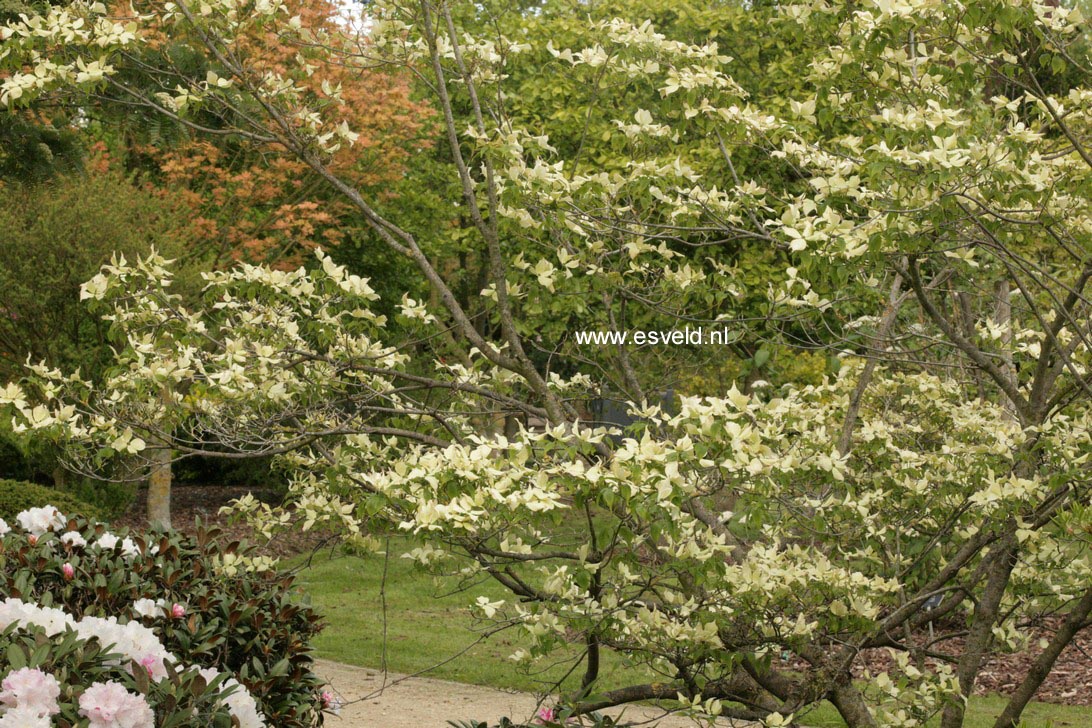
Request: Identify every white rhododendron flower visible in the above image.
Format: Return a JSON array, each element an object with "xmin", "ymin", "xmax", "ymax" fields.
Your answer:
[
  {"xmin": 0, "ymin": 667, "xmax": 61, "ymax": 718},
  {"xmin": 78, "ymin": 681, "xmax": 155, "ymax": 728},
  {"xmin": 76, "ymin": 616, "xmax": 172, "ymax": 680},
  {"xmin": 15, "ymin": 506, "xmax": 65, "ymax": 536},
  {"xmin": 198, "ymin": 668, "xmax": 266, "ymax": 728},
  {"xmin": 130, "ymin": 599, "xmax": 161, "ymax": 619},
  {"xmin": 96, "ymin": 532, "xmax": 119, "ymax": 550},
  {"xmin": 0, "ymin": 519, "xmax": 9, "ymax": 536},
  {"xmin": 119, "ymin": 537, "xmax": 141, "ymax": 559},
  {"xmin": 0, "ymin": 705, "xmax": 51, "ymax": 727},
  {"xmin": 0, "ymin": 599, "xmax": 74, "ymax": 636},
  {"xmin": 60, "ymin": 530, "xmax": 87, "ymax": 548}
]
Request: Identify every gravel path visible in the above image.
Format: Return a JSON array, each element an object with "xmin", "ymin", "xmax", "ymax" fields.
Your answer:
[{"xmin": 315, "ymin": 659, "xmax": 757, "ymax": 728}]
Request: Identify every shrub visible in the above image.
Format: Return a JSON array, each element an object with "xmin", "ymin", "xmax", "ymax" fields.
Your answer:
[
  {"xmin": 0, "ymin": 600, "xmax": 260, "ymax": 727},
  {"xmin": 0, "ymin": 505, "xmax": 331, "ymax": 726},
  {"xmin": 56, "ymin": 478, "xmax": 136, "ymax": 521},
  {"xmin": 0, "ymin": 169, "xmax": 200, "ymax": 382},
  {"xmin": 0, "ymin": 480, "xmax": 101, "ymax": 523}
]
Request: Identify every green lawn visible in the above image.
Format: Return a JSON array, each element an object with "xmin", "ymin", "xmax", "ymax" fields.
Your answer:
[
  {"xmin": 800, "ymin": 696, "xmax": 1088, "ymax": 728},
  {"xmin": 289, "ymin": 542, "xmax": 1092, "ymax": 727},
  {"xmin": 288, "ymin": 538, "xmax": 641, "ymax": 693}
]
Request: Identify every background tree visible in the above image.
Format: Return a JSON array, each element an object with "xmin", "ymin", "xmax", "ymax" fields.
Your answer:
[
  {"xmin": 103, "ymin": 0, "xmax": 435, "ymax": 269},
  {"xmin": 0, "ymin": 0, "xmax": 86, "ymax": 181},
  {"xmin": 0, "ymin": 163, "xmax": 198, "ymax": 497}
]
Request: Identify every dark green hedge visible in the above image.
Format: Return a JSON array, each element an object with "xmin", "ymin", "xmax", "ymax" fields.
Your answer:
[{"xmin": 0, "ymin": 478, "xmax": 103, "ymax": 523}]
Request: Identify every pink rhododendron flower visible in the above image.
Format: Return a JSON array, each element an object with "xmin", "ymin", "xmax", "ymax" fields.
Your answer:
[
  {"xmin": 78, "ymin": 681, "xmax": 155, "ymax": 728},
  {"xmin": 320, "ymin": 690, "xmax": 342, "ymax": 715},
  {"xmin": 138, "ymin": 655, "xmax": 158, "ymax": 675},
  {"xmin": 536, "ymin": 706, "xmax": 557, "ymax": 724},
  {"xmin": 0, "ymin": 667, "xmax": 61, "ymax": 717},
  {"xmin": 170, "ymin": 603, "xmax": 185, "ymax": 618},
  {"xmin": 27, "ymin": 534, "xmax": 37, "ymax": 546},
  {"xmin": 63, "ymin": 562, "xmax": 75, "ymax": 580}
]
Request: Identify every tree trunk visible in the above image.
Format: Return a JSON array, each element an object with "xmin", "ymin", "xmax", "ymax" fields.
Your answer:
[
  {"xmin": 829, "ymin": 682, "xmax": 879, "ymax": 728},
  {"xmin": 940, "ymin": 539, "xmax": 1017, "ymax": 728},
  {"xmin": 994, "ymin": 279, "xmax": 1018, "ymax": 419},
  {"xmin": 147, "ymin": 444, "xmax": 171, "ymax": 529}
]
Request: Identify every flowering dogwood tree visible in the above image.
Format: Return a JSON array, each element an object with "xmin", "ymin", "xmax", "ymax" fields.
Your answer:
[{"xmin": 3, "ymin": 0, "xmax": 1092, "ymax": 726}]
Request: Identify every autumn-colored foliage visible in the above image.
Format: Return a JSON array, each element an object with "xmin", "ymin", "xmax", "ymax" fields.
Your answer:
[{"xmin": 131, "ymin": 0, "xmax": 433, "ymax": 267}]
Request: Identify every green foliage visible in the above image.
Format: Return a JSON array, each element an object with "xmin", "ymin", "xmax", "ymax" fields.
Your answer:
[
  {"xmin": 0, "ymin": 479, "xmax": 102, "ymax": 523},
  {"xmin": 0, "ymin": 168, "xmax": 203, "ymax": 481},
  {"xmin": 0, "ymin": 436, "xmax": 37, "ymax": 482},
  {"xmin": 0, "ymin": 115, "xmax": 83, "ymax": 183},
  {"xmin": 58, "ymin": 478, "xmax": 137, "ymax": 520},
  {"xmin": 0, "ymin": 169, "xmax": 199, "ymax": 380},
  {"xmin": 0, "ymin": 0, "xmax": 86, "ymax": 182},
  {"xmin": 0, "ymin": 515, "xmax": 328, "ymax": 726}
]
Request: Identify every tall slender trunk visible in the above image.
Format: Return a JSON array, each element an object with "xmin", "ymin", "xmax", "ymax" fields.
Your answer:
[
  {"xmin": 147, "ymin": 443, "xmax": 171, "ymax": 529},
  {"xmin": 994, "ymin": 279, "xmax": 1018, "ymax": 419}
]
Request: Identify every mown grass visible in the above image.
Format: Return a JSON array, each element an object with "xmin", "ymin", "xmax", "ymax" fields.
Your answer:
[
  {"xmin": 800, "ymin": 695, "xmax": 1088, "ymax": 728},
  {"xmin": 289, "ymin": 539, "xmax": 1092, "ymax": 727},
  {"xmin": 288, "ymin": 537, "xmax": 645, "ymax": 694}
]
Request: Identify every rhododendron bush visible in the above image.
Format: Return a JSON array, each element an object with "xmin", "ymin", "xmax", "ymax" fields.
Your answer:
[
  {"xmin": 2, "ymin": 0, "xmax": 1092, "ymax": 726},
  {"xmin": 0, "ymin": 506, "xmax": 329, "ymax": 726}
]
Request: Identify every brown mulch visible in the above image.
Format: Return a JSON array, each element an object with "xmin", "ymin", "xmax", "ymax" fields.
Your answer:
[
  {"xmin": 113, "ymin": 483, "xmax": 338, "ymax": 559},
  {"xmin": 973, "ymin": 620, "xmax": 1092, "ymax": 705},
  {"xmin": 848, "ymin": 617, "xmax": 1092, "ymax": 706},
  {"xmin": 773, "ymin": 616, "xmax": 1092, "ymax": 707}
]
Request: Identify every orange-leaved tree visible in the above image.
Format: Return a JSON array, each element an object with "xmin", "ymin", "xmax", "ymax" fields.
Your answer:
[{"xmin": 118, "ymin": 0, "xmax": 434, "ymax": 268}]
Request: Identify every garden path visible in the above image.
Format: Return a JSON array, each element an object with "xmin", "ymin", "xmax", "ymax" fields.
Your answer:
[{"xmin": 315, "ymin": 659, "xmax": 756, "ymax": 728}]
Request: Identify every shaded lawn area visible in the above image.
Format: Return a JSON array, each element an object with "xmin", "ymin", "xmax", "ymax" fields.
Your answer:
[{"xmin": 289, "ymin": 541, "xmax": 1092, "ymax": 728}]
